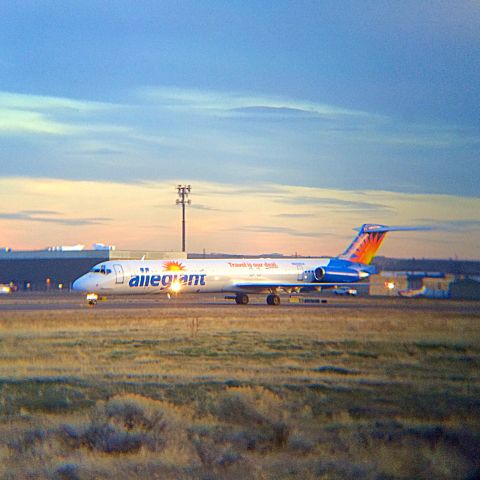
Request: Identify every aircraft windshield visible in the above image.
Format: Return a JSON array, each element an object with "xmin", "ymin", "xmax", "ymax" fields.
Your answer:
[{"xmin": 90, "ymin": 265, "xmax": 112, "ymax": 275}]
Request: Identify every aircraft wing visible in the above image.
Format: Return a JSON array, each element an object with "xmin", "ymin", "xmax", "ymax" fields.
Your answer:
[{"xmin": 234, "ymin": 281, "xmax": 363, "ymax": 291}]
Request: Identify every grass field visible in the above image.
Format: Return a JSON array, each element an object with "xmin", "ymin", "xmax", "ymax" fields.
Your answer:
[{"xmin": 0, "ymin": 295, "xmax": 479, "ymax": 479}]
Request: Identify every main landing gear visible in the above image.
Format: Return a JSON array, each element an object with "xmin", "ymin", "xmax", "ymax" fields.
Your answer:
[
  {"xmin": 235, "ymin": 293, "xmax": 249, "ymax": 305},
  {"xmin": 266, "ymin": 293, "xmax": 281, "ymax": 305},
  {"xmin": 234, "ymin": 293, "xmax": 281, "ymax": 305}
]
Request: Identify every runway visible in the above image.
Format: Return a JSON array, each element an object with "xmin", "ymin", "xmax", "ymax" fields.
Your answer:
[{"xmin": 0, "ymin": 292, "xmax": 478, "ymax": 315}]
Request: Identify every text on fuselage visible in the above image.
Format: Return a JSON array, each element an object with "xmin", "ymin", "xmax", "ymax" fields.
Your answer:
[{"xmin": 129, "ymin": 272, "xmax": 206, "ymax": 288}]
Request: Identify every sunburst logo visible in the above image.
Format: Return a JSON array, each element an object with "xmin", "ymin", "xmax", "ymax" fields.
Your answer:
[{"xmin": 163, "ymin": 261, "xmax": 186, "ymax": 272}]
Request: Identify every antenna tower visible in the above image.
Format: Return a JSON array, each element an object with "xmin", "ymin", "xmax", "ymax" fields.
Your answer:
[{"xmin": 176, "ymin": 185, "xmax": 191, "ymax": 252}]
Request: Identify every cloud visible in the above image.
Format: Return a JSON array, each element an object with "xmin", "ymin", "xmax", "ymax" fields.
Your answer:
[
  {"xmin": 138, "ymin": 86, "xmax": 379, "ymax": 120},
  {"xmin": 0, "ymin": 91, "xmax": 110, "ymax": 112},
  {"xmin": 357, "ymin": 123, "xmax": 480, "ymax": 149},
  {"xmin": 0, "ymin": 108, "xmax": 73, "ymax": 135},
  {"xmin": 137, "ymin": 87, "xmax": 480, "ymax": 155},
  {"xmin": 237, "ymin": 225, "xmax": 325, "ymax": 238},
  {"xmin": 275, "ymin": 213, "xmax": 316, "ymax": 218},
  {"xmin": 141, "ymin": 87, "xmax": 479, "ymax": 153},
  {"xmin": 230, "ymin": 106, "xmax": 320, "ymax": 119},
  {"xmin": 194, "ymin": 185, "xmax": 393, "ymax": 214},
  {"xmin": 77, "ymin": 147, "xmax": 123, "ymax": 156},
  {"xmin": 414, "ymin": 219, "xmax": 480, "ymax": 231},
  {"xmin": 190, "ymin": 203, "xmax": 239, "ymax": 213},
  {"xmin": 0, "ymin": 210, "xmax": 110, "ymax": 226},
  {"xmin": 135, "ymin": 87, "xmax": 479, "ymax": 160},
  {"xmin": 0, "ymin": 91, "xmax": 118, "ymax": 136},
  {"xmin": 0, "ymin": 176, "xmax": 478, "ymax": 258},
  {"xmin": 0, "ymin": 88, "xmax": 478, "ymax": 197},
  {"xmin": 21, "ymin": 210, "xmax": 60, "ymax": 215},
  {"xmin": 273, "ymin": 195, "xmax": 394, "ymax": 213},
  {"xmin": 195, "ymin": 184, "xmax": 287, "ymax": 197}
]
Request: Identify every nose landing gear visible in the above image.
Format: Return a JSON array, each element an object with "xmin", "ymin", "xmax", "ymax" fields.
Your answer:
[{"xmin": 86, "ymin": 293, "xmax": 98, "ymax": 306}]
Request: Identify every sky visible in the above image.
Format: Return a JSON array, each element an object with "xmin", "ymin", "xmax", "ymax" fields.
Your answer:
[{"xmin": 0, "ymin": 1, "xmax": 479, "ymax": 258}]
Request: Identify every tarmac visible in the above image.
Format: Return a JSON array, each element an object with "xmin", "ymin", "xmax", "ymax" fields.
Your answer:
[{"xmin": 0, "ymin": 292, "xmax": 478, "ymax": 315}]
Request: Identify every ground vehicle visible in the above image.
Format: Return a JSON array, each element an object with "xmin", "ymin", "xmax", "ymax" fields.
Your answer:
[{"xmin": 333, "ymin": 287, "xmax": 358, "ymax": 296}]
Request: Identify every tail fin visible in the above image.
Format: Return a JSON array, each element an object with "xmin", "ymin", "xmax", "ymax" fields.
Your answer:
[{"xmin": 338, "ymin": 224, "xmax": 424, "ymax": 265}]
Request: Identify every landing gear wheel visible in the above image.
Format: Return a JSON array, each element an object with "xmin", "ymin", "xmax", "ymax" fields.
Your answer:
[
  {"xmin": 86, "ymin": 293, "xmax": 98, "ymax": 306},
  {"xmin": 266, "ymin": 294, "xmax": 280, "ymax": 305},
  {"xmin": 235, "ymin": 293, "xmax": 249, "ymax": 305}
]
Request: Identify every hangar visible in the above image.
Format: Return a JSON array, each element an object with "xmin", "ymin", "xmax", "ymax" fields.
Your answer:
[
  {"xmin": 449, "ymin": 278, "xmax": 480, "ymax": 300},
  {"xmin": 0, "ymin": 249, "xmax": 185, "ymax": 291}
]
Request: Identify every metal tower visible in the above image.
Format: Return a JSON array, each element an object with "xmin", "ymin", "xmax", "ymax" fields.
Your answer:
[{"xmin": 176, "ymin": 185, "xmax": 191, "ymax": 252}]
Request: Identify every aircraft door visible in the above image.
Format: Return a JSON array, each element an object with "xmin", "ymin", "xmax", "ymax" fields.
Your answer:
[
  {"xmin": 294, "ymin": 263, "xmax": 305, "ymax": 281},
  {"xmin": 113, "ymin": 264, "xmax": 124, "ymax": 284}
]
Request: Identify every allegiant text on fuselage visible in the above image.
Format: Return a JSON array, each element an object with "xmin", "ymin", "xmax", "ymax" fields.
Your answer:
[{"xmin": 129, "ymin": 273, "xmax": 207, "ymax": 288}]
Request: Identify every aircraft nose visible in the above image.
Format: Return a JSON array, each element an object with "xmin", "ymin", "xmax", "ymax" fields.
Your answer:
[{"xmin": 72, "ymin": 276, "xmax": 87, "ymax": 291}]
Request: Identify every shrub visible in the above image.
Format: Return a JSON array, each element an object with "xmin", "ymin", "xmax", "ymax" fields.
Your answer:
[
  {"xmin": 289, "ymin": 436, "xmax": 315, "ymax": 455},
  {"xmin": 59, "ymin": 394, "xmax": 170, "ymax": 455},
  {"xmin": 217, "ymin": 395, "xmax": 266, "ymax": 426},
  {"xmin": 313, "ymin": 365, "xmax": 357, "ymax": 375},
  {"xmin": 217, "ymin": 450, "xmax": 243, "ymax": 467},
  {"xmin": 53, "ymin": 463, "xmax": 81, "ymax": 480},
  {"xmin": 272, "ymin": 421, "xmax": 290, "ymax": 448},
  {"xmin": 8, "ymin": 427, "xmax": 47, "ymax": 453},
  {"xmin": 214, "ymin": 389, "xmax": 291, "ymax": 452},
  {"xmin": 105, "ymin": 395, "xmax": 165, "ymax": 432}
]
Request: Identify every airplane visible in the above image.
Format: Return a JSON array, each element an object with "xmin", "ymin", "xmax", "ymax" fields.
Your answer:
[{"xmin": 72, "ymin": 224, "xmax": 421, "ymax": 305}]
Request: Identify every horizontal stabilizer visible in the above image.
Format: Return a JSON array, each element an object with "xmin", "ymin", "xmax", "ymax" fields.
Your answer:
[{"xmin": 353, "ymin": 224, "xmax": 432, "ymax": 233}]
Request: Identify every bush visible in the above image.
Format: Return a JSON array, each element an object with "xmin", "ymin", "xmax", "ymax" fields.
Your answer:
[
  {"xmin": 289, "ymin": 436, "xmax": 314, "ymax": 455},
  {"xmin": 214, "ymin": 390, "xmax": 291, "ymax": 452},
  {"xmin": 8, "ymin": 427, "xmax": 47, "ymax": 453},
  {"xmin": 59, "ymin": 394, "xmax": 169, "ymax": 455},
  {"xmin": 53, "ymin": 463, "xmax": 81, "ymax": 480},
  {"xmin": 217, "ymin": 395, "xmax": 266, "ymax": 426},
  {"xmin": 83, "ymin": 422, "xmax": 153, "ymax": 453},
  {"xmin": 105, "ymin": 396, "xmax": 166, "ymax": 432}
]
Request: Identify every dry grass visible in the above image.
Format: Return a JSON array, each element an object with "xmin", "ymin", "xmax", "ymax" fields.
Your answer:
[{"xmin": 0, "ymin": 295, "xmax": 479, "ymax": 479}]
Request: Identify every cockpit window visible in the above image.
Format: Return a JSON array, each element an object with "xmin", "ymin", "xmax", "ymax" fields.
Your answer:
[{"xmin": 90, "ymin": 265, "xmax": 111, "ymax": 275}]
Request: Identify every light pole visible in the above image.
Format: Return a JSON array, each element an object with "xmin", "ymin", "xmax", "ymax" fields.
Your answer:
[{"xmin": 176, "ymin": 185, "xmax": 191, "ymax": 252}]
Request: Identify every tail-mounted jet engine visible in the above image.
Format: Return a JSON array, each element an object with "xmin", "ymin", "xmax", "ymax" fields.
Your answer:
[{"xmin": 312, "ymin": 266, "xmax": 367, "ymax": 283}]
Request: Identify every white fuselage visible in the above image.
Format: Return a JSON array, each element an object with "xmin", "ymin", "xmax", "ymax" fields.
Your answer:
[
  {"xmin": 71, "ymin": 223, "xmax": 418, "ymax": 303},
  {"xmin": 72, "ymin": 257, "xmax": 334, "ymax": 295}
]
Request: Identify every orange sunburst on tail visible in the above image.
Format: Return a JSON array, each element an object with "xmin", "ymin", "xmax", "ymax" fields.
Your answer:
[
  {"xmin": 163, "ymin": 261, "xmax": 186, "ymax": 271},
  {"xmin": 338, "ymin": 224, "xmax": 388, "ymax": 265}
]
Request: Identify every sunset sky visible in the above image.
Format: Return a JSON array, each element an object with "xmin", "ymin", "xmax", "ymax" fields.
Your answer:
[{"xmin": 1, "ymin": 1, "xmax": 479, "ymax": 258}]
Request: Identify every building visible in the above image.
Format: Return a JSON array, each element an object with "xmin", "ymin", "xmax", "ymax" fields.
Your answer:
[
  {"xmin": 449, "ymin": 278, "xmax": 480, "ymax": 300},
  {"xmin": 0, "ymin": 249, "xmax": 186, "ymax": 291},
  {"xmin": 369, "ymin": 271, "xmax": 454, "ymax": 297}
]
